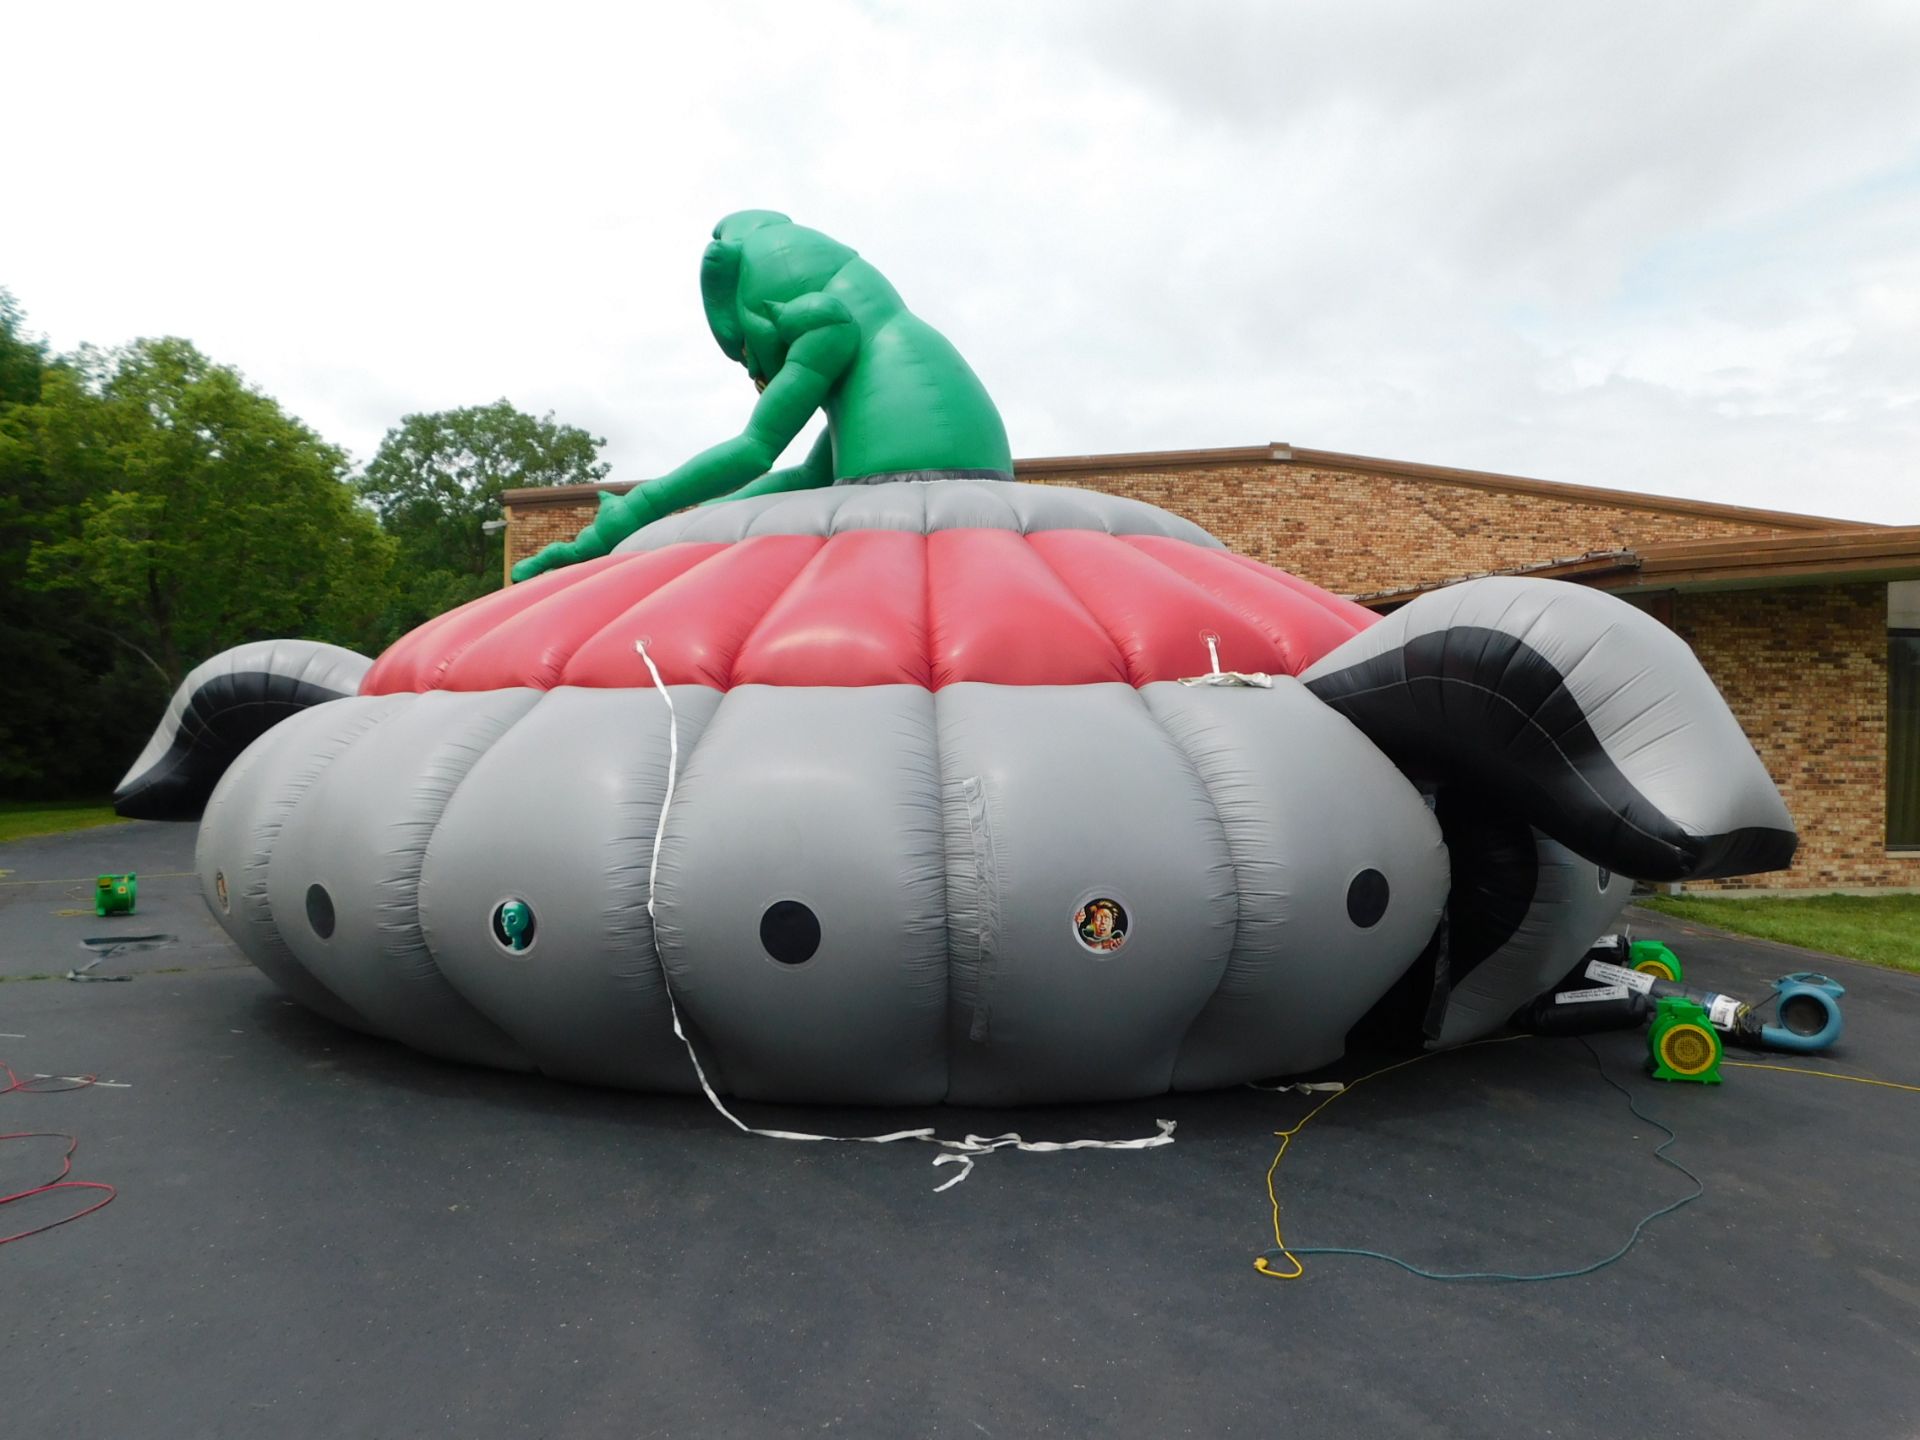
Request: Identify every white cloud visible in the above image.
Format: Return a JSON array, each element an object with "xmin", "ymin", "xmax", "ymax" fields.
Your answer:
[{"xmin": 5, "ymin": 0, "xmax": 1917, "ymax": 522}]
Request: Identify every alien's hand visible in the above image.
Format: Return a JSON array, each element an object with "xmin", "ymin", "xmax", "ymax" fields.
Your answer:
[
  {"xmin": 508, "ymin": 488, "xmax": 668, "ymax": 584},
  {"xmin": 511, "ymin": 543, "xmax": 572, "ymax": 583}
]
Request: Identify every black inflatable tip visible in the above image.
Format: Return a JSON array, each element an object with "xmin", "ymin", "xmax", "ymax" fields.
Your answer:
[
  {"xmin": 115, "ymin": 663, "xmax": 365, "ymax": 823},
  {"xmin": 113, "ymin": 772, "xmax": 211, "ymax": 822},
  {"xmin": 1676, "ymin": 826, "xmax": 1800, "ymax": 881}
]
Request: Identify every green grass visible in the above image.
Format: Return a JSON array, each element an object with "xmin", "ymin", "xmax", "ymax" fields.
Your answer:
[
  {"xmin": 1638, "ymin": 893, "xmax": 1920, "ymax": 973},
  {"xmin": 0, "ymin": 800, "xmax": 128, "ymax": 844}
]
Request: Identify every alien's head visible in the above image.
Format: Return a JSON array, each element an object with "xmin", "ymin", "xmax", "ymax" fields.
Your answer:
[
  {"xmin": 701, "ymin": 211, "xmax": 855, "ymax": 389},
  {"xmin": 496, "ymin": 899, "xmax": 534, "ymax": 951}
]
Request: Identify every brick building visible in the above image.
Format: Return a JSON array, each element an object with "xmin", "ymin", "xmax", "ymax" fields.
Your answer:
[{"xmin": 504, "ymin": 443, "xmax": 1920, "ymax": 893}]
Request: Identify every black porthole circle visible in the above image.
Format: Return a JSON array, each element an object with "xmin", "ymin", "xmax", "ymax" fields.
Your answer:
[
  {"xmin": 1597, "ymin": 866, "xmax": 1613, "ymax": 893},
  {"xmin": 1346, "ymin": 869, "xmax": 1390, "ymax": 929},
  {"xmin": 305, "ymin": 883, "xmax": 336, "ymax": 940},
  {"xmin": 760, "ymin": 900, "xmax": 821, "ymax": 966}
]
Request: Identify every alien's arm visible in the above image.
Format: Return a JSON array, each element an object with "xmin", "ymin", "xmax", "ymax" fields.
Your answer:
[
  {"xmin": 512, "ymin": 296, "xmax": 856, "ymax": 581},
  {"xmin": 647, "ymin": 295, "xmax": 856, "ymax": 509},
  {"xmin": 700, "ymin": 429, "xmax": 835, "ymax": 505}
]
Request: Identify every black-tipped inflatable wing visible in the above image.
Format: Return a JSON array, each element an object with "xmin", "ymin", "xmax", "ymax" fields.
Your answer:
[
  {"xmin": 114, "ymin": 640, "xmax": 372, "ymax": 820},
  {"xmin": 1303, "ymin": 577, "xmax": 1796, "ymax": 881}
]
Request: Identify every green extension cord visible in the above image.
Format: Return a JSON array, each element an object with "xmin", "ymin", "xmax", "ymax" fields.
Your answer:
[{"xmin": 1256, "ymin": 1037, "xmax": 1703, "ymax": 1284}]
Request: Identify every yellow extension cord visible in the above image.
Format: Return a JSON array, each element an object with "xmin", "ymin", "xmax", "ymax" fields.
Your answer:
[
  {"xmin": 1254, "ymin": 1041, "xmax": 1920, "ymax": 1281},
  {"xmin": 1723, "ymin": 1061, "xmax": 1920, "ymax": 1093},
  {"xmin": 1255, "ymin": 1035, "xmax": 1532, "ymax": 1279}
]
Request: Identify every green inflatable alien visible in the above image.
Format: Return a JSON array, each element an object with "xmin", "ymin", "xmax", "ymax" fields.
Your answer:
[{"xmin": 511, "ymin": 210, "xmax": 1013, "ymax": 581}]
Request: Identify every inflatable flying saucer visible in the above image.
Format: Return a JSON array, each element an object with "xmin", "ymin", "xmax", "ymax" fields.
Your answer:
[{"xmin": 116, "ymin": 480, "xmax": 1796, "ymax": 1105}]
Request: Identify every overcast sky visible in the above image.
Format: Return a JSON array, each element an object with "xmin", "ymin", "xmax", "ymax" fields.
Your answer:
[{"xmin": 8, "ymin": 1, "xmax": 1918, "ymax": 522}]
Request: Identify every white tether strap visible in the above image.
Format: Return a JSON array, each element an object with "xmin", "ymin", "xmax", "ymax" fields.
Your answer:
[
  {"xmin": 1177, "ymin": 632, "xmax": 1273, "ymax": 689},
  {"xmin": 634, "ymin": 639, "xmax": 1175, "ymax": 1191}
]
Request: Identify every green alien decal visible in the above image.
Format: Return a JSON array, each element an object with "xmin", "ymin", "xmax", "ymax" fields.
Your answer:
[
  {"xmin": 495, "ymin": 898, "xmax": 535, "ymax": 952},
  {"xmin": 511, "ymin": 210, "xmax": 1013, "ymax": 582}
]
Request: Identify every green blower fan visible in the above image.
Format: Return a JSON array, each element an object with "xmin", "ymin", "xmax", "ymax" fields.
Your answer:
[
  {"xmin": 1628, "ymin": 939, "xmax": 1682, "ymax": 983},
  {"xmin": 1648, "ymin": 997, "xmax": 1722, "ymax": 1084},
  {"xmin": 95, "ymin": 873, "xmax": 138, "ymax": 917}
]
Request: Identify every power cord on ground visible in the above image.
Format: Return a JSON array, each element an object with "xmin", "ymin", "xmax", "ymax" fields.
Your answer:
[
  {"xmin": 1, "ymin": 1061, "xmax": 117, "ymax": 1245},
  {"xmin": 1255, "ymin": 1036, "xmax": 1919, "ymax": 1283}
]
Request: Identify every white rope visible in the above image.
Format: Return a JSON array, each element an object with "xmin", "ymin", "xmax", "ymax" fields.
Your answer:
[
  {"xmin": 634, "ymin": 638, "xmax": 1176, "ymax": 1191},
  {"xmin": 1177, "ymin": 630, "xmax": 1272, "ymax": 689},
  {"xmin": 30, "ymin": 1074, "xmax": 132, "ymax": 1088}
]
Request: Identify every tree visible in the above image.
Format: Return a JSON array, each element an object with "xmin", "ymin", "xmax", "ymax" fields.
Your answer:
[
  {"xmin": 0, "ymin": 290, "xmax": 44, "ymax": 404},
  {"xmin": 24, "ymin": 337, "xmax": 394, "ymax": 690},
  {"xmin": 0, "ymin": 291, "xmax": 126, "ymax": 797},
  {"xmin": 357, "ymin": 401, "xmax": 608, "ymax": 636}
]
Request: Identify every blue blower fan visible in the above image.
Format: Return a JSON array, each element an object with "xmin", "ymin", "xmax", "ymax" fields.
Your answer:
[{"xmin": 1758, "ymin": 972, "xmax": 1845, "ymax": 1053}]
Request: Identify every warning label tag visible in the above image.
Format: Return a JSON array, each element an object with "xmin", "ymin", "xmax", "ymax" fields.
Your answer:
[
  {"xmin": 1555, "ymin": 984, "xmax": 1632, "ymax": 1005},
  {"xmin": 1585, "ymin": 959, "xmax": 1657, "ymax": 994},
  {"xmin": 1708, "ymin": 994, "xmax": 1742, "ymax": 1029}
]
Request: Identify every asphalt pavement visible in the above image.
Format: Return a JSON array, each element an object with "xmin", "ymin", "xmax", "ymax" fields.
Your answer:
[{"xmin": 3, "ymin": 819, "xmax": 1917, "ymax": 1438}]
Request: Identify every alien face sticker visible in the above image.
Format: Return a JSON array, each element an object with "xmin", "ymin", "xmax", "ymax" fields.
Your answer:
[
  {"xmin": 1074, "ymin": 898, "xmax": 1129, "ymax": 954},
  {"xmin": 491, "ymin": 898, "xmax": 536, "ymax": 953}
]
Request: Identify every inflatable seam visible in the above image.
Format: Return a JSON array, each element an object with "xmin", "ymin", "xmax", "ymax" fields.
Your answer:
[
  {"xmin": 1021, "ymin": 538, "xmax": 1155, "ymax": 687},
  {"xmin": 405, "ymin": 560, "xmax": 617, "ymax": 691},
  {"xmin": 725, "ymin": 538, "xmax": 835, "ymax": 686},
  {"xmin": 626, "ymin": 686, "xmax": 733, "ymax": 1095},
  {"xmin": 1220, "ymin": 555, "xmax": 1377, "ymax": 630},
  {"xmin": 1197, "ymin": 550, "xmax": 1378, "ymax": 648},
  {"xmin": 959, "ymin": 776, "xmax": 1002, "ymax": 1045},
  {"xmin": 239, "ymin": 698, "xmax": 408, "ymax": 1022},
  {"xmin": 1127, "ymin": 543, "xmax": 1309, "ymax": 674},
  {"xmin": 248, "ymin": 699, "xmax": 406, "ymax": 895},
  {"xmin": 560, "ymin": 545, "xmax": 736, "ymax": 683},
  {"xmin": 429, "ymin": 566, "xmax": 606, "ymax": 688},
  {"xmin": 1132, "ymin": 691, "xmax": 1244, "ymax": 1038},
  {"xmin": 972, "ymin": 483, "xmax": 1024, "ymax": 532},
  {"xmin": 919, "ymin": 556, "xmax": 958, "ymax": 1080},
  {"xmin": 748, "ymin": 487, "xmax": 840, "ymax": 539},
  {"xmin": 652, "ymin": 690, "xmax": 725, "ymax": 912},
  {"xmin": 406, "ymin": 695, "xmax": 544, "ymax": 1044}
]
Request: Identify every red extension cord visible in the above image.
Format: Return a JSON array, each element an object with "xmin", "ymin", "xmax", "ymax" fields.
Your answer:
[{"xmin": 1, "ymin": 1062, "xmax": 117, "ymax": 1246}]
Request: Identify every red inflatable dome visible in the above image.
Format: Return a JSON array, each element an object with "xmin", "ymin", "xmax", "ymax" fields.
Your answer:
[{"xmin": 362, "ymin": 527, "xmax": 1378, "ymax": 696}]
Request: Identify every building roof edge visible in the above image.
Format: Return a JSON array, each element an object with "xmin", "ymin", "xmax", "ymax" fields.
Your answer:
[{"xmin": 503, "ymin": 441, "xmax": 1888, "ymax": 535}]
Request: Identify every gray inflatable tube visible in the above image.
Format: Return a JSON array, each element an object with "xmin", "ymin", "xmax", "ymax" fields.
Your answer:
[{"xmin": 127, "ymin": 482, "xmax": 1795, "ymax": 1104}]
